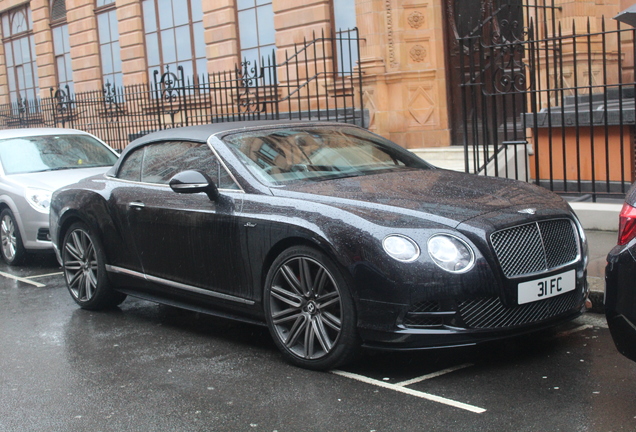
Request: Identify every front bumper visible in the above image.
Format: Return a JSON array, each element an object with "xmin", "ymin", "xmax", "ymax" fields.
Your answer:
[
  {"xmin": 356, "ymin": 274, "xmax": 588, "ymax": 350},
  {"xmin": 16, "ymin": 205, "xmax": 53, "ymax": 251}
]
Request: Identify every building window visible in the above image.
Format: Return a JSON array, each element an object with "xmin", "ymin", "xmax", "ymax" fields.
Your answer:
[
  {"xmin": 332, "ymin": 0, "xmax": 358, "ymax": 75},
  {"xmin": 51, "ymin": 0, "xmax": 67, "ymax": 21},
  {"xmin": 237, "ymin": 0, "xmax": 275, "ymax": 67},
  {"xmin": 52, "ymin": 24, "xmax": 73, "ymax": 94},
  {"xmin": 50, "ymin": 0, "xmax": 73, "ymax": 94},
  {"xmin": 1, "ymin": 6, "xmax": 39, "ymax": 103},
  {"xmin": 142, "ymin": 0, "xmax": 206, "ymax": 81},
  {"xmin": 96, "ymin": 1, "xmax": 122, "ymax": 87}
]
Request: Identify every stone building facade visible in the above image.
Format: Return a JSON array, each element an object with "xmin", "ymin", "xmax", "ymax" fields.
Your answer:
[{"xmin": 0, "ymin": 0, "xmax": 633, "ymax": 152}]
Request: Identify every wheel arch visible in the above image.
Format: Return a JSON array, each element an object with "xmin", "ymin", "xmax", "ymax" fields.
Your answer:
[
  {"xmin": 54, "ymin": 193, "xmax": 117, "ymax": 264},
  {"xmin": 261, "ymin": 237, "xmax": 319, "ymax": 289},
  {"xmin": 259, "ymin": 234, "xmax": 356, "ymax": 302},
  {"xmin": 56, "ymin": 210, "xmax": 89, "ymax": 250},
  {"xmin": 0, "ymin": 196, "xmax": 25, "ymax": 240}
]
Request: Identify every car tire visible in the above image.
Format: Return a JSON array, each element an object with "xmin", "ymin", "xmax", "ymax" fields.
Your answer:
[
  {"xmin": 0, "ymin": 208, "xmax": 27, "ymax": 266},
  {"xmin": 62, "ymin": 221, "xmax": 126, "ymax": 310},
  {"xmin": 264, "ymin": 245, "xmax": 360, "ymax": 370}
]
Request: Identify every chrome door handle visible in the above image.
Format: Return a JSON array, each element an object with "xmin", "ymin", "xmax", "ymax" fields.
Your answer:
[{"xmin": 128, "ymin": 202, "xmax": 145, "ymax": 210}]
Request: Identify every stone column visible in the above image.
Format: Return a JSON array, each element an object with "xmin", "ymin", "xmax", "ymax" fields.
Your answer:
[
  {"xmin": 205, "ymin": 0, "xmax": 239, "ymax": 72},
  {"xmin": 273, "ymin": 0, "xmax": 331, "ymax": 52},
  {"xmin": 0, "ymin": 33, "xmax": 8, "ymax": 104},
  {"xmin": 31, "ymin": 0, "xmax": 56, "ymax": 97},
  {"xmin": 67, "ymin": 0, "xmax": 101, "ymax": 92},
  {"xmin": 273, "ymin": 0, "xmax": 334, "ymax": 113},
  {"xmin": 357, "ymin": 0, "xmax": 451, "ymax": 148},
  {"xmin": 116, "ymin": 0, "xmax": 147, "ymax": 85}
]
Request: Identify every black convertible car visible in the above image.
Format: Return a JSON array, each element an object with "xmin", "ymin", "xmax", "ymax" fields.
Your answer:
[{"xmin": 50, "ymin": 121, "xmax": 589, "ymax": 370}]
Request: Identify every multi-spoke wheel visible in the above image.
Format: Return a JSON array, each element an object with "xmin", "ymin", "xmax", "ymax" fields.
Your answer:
[
  {"xmin": 0, "ymin": 208, "xmax": 26, "ymax": 265},
  {"xmin": 62, "ymin": 222, "xmax": 126, "ymax": 310},
  {"xmin": 264, "ymin": 246, "xmax": 359, "ymax": 370}
]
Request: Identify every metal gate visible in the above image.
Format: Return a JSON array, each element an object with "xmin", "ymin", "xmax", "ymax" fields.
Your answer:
[{"xmin": 450, "ymin": 0, "xmax": 634, "ymax": 200}]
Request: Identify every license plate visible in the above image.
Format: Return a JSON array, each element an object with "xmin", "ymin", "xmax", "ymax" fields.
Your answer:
[{"xmin": 517, "ymin": 270, "xmax": 576, "ymax": 305}]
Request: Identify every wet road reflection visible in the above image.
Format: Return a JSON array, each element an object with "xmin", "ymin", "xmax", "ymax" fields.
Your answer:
[{"xmin": 1, "ymin": 260, "xmax": 635, "ymax": 432}]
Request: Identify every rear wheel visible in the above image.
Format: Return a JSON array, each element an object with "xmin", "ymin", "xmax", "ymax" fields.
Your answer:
[
  {"xmin": 264, "ymin": 246, "xmax": 360, "ymax": 370},
  {"xmin": 0, "ymin": 208, "xmax": 26, "ymax": 266},
  {"xmin": 62, "ymin": 222, "xmax": 126, "ymax": 310}
]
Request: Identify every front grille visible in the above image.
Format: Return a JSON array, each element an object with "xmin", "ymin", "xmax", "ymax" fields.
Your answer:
[
  {"xmin": 491, "ymin": 219, "xmax": 579, "ymax": 278},
  {"xmin": 37, "ymin": 228, "xmax": 50, "ymax": 241},
  {"xmin": 458, "ymin": 290, "xmax": 580, "ymax": 329}
]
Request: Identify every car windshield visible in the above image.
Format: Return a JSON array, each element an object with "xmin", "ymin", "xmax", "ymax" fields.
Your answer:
[
  {"xmin": 223, "ymin": 126, "xmax": 431, "ymax": 185},
  {"xmin": 0, "ymin": 134, "xmax": 118, "ymax": 175}
]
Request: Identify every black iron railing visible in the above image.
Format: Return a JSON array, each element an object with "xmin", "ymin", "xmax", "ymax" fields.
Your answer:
[
  {"xmin": 0, "ymin": 29, "xmax": 364, "ymax": 150},
  {"xmin": 452, "ymin": 0, "xmax": 634, "ymax": 200}
]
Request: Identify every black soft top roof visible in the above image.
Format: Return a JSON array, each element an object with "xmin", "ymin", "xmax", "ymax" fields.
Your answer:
[{"xmin": 108, "ymin": 120, "xmax": 354, "ymax": 176}]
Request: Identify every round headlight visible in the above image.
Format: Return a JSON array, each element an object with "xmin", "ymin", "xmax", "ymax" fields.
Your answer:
[
  {"xmin": 382, "ymin": 235, "xmax": 420, "ymax": 262},
  {"xmin": 427, "ymin": 234, "xmax": 475, "ymax": 273}
]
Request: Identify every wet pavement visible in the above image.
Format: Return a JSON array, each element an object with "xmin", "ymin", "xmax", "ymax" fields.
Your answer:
[{"xmin": 1, "ymin": 234, "xmax": 635, "ymax": 432}]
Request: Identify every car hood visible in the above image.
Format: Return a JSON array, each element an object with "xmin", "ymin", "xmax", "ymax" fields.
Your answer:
[
  {"xmin": 7, "ymin": 167, "xmax": 111, "ymax": 191},
  {"xmin": 271, "ymin": 168, "xmax": 569, "ymax": 227}
]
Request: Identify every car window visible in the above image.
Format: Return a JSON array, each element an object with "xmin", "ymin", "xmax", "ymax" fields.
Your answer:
[
  {"xmin": 223, "ymin": 126, "xmax": 430, "ymax": 185},
  {"xmin": 119, "ymin": 141, "xmax": 238, "ymax": 189},
  {"xmin": 0, "ymin": 134, "xmax": 118, "ymax": 175},
  {"xmin": 117, "ymin": 148, "xmax": 144, "ymax": 181}
]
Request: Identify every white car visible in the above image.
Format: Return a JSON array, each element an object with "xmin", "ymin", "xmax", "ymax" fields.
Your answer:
[{"xmin": 0, "ymin": 128, "xmax": 118, "ymax": 265}]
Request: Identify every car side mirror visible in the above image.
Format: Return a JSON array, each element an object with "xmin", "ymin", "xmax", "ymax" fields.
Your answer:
[{"xmin": 169, "ymin": 170, "xmax": 219, "ymax": 201}]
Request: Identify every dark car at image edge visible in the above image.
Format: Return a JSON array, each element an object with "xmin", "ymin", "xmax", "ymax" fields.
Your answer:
[
  {"xmin": 50, "ymin": 120, "xmax": 590, "ymax": 370},
  {"xmin": 606, "ymin": 183, "xmax": 636, "ymax": 362}
]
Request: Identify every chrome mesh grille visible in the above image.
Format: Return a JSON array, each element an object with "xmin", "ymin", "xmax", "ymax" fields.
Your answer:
[
  {"xmin": 458, "ymin": 290, "xmax": 580, "ymax": 329},
  {"xmin": 491, "ymin": 219, "xmax": 579, "ymax": 278}
]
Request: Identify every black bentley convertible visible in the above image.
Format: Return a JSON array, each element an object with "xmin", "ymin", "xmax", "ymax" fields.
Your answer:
[{"xmin": 50, "ymin": 121, "xmax": 589, "ymax": 370}]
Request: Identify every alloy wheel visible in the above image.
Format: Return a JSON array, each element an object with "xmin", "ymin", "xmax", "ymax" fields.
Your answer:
[
  {"xmin": 1, "ymin": 214, "xmax": 17, "ymax": 261},
  {"xmin": 63, "ymin": 228, "xmax": 98, "ymax": 302},
  {"xmin": 268, "ymin": 256, "xmax": 343, "ymax": 360}
]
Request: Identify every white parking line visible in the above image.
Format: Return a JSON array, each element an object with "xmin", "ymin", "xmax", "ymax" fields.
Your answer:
[
  {"xmin": 26, "ymin": 271, "xmax": 63, "ymax": 279},
  {"xmin": 0, "ymin": 270, "xmax": 45, "ymax": 287},
  {"xmin": 331, "ymin": 369, "xmax": 486, "ymax": 414},
  {"xmin": 394, "ymin": 363, "xmax": 474, "ymax": 387}
]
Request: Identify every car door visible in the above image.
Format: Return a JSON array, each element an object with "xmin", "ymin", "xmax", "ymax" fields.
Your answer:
[{"xmin": 112, "ymin": 140, "xmax": 252, "ymax": 300}]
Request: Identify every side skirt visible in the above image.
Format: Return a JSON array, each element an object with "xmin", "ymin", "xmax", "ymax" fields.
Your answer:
[
  {"xmin": 105, "ymin": 265, "xmax": 255, "ymax": 305},
  {"xmin": 114, "ymin": 287, "xmax": 267, "ymax": 327}
]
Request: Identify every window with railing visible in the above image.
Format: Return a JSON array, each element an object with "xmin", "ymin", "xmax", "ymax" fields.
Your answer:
[
  {"xmin": 96, "ymin": 0, "xmax": 122, "ymax": 87},
  {"xmin": 142, "ymin": 0, "xmax": 206, "ymax": 82},
  {"xmin": 1, "ymin": 6, "xmax": 40, "ymax": 103},
  {"xmin": 332, "ymin": 0, "xmax": 358, "ymax": 75}
]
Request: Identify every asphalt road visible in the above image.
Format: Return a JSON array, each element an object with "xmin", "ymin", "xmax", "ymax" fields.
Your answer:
[{"xmin": 1, "ymin": 251, "xmax": 635, "ymax": 432}]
